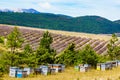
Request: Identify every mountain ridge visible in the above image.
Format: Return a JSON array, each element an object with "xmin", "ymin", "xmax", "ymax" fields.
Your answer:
[
  {"xmin": 0, "ymin": 8, "xmax": 40, "ymax": 13},
  {"xmin": 114, "ymin": 20, "xmax": 120, "ymax": 24},
  {"xmin": 0, "ymin": 9, "xmax": 120, "ymax": 34}
]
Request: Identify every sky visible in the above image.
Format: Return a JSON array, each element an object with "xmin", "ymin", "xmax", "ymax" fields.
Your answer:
[{"xmin": 0, "ymin": 0, "xmax": 120, "ymax": 20}]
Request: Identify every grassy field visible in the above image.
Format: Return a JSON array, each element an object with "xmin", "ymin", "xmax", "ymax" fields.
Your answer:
[{"xmin": 2, "ymin": 67, "xmax": 120, "ymax": 80}]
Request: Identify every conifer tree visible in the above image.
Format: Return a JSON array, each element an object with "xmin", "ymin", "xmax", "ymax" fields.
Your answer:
[
  {"xmin": 36, "ymin": 31, "xmax": 55, "ymax": 65},
  {"xmin": 6, "ymin": 27, "xmax": 24, "ymax": 66},
  {"xmin": 19, "ymin": 44, "xmax": 34, "ymax": 67},
  {"xmin": 7, "ymin": 27, "xmax": 24, "ymax": 53},
  {"xmin": 55, "ymin": 43, "xmax": 76, "ymax": 66},
  {"xmin": 80, "ymin": 45, "xmax": 99, "ymax": 67},
  {"xmin": 107, "ymin": 33, "xmax": 120, "ymax": 60},
  {"xmin": 40, "ymin": 31, "xmax": 53, "ymax": 49}
]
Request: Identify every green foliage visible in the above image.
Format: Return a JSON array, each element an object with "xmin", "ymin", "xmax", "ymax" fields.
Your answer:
[
  {"xmin": 79, "ymin": 45, "xmax": 99, "ymax": 67},
  {"xmin": 56, "ymin": 44, "xmax": 99, "ymax": 67},
  {"xmin": 1, "ymin": 52, "xmax": 20, "ymax": 66},
  {"xmin": 1, "ymin": 28, "xmax": 120, "ymax": 75},
  {"xmin": 55, "ymin": 43, "xmax": 77, "ymax": 66},
  {"xmin": 74, "ymin": 51, "xmax": 83, "ymax": 65},
  {"xmin": 0, "ymin": 12, "xmax": 120, "ymax": 34},
  {"xmin": 97, "ymin": 55, "xmax": 107, "ymax": 63},
  {"xmin": 0, "ymin": 27, "xmax": 24, "ymax": 68},
  {"xmin": 40, "ymin": 31, "xmax": 53, "ymax": 49},
  {"xmin": 0, "ymin": 45, "xmax": 7, "ymax": 76},
  {"xmin": 7, "ymin": 27, "xmax": 24, "ymax": 53},
  {"xmin": 18, "ymin": 44, "xmax": 35, "ymax": 67},
  {"xmin": 0, "ymin": 31, "xmax": 56, "ymax": 70},
  {"xmin": 36, "ymin": 31, "xmax": 56, "ymax": 65},
  {"xmin": 0, "ymin": 36, "xmax": 4, "ymax": 44},
  {"xmin": 36, "ymin": 48, "xmax": 54, "ymax": 64},
  {"xmin": 114, "ymin": 20, "xmax": 120, "ymax": 24},
  {"xmin": 0, "ymin": 59, "xmax": 5, "ymax": 77},
  {"xmin": 107, "ymin": 33, "xmax": 120, "ymax": 60},
  {"xmin": 24, "ymin": 44, "xmax": 33, "ymax": 53}
]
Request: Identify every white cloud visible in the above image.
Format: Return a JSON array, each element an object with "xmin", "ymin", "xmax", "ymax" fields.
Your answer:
[
  {"xmin": 0, "ymin": 0, "xmax": 120, "ymax": 20},
  {"xmin": 38, "ymin": 2, "xmax": 52, "ymax": 9}
]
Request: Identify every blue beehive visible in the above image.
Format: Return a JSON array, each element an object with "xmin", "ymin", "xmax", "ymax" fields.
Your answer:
[
  {"xmin": 17, "ymin": 70, "xmax": 22, "ymax": 78},
  {"xmin": 17, "ymin": 70, "xmax": 27, "ymax": 78}
]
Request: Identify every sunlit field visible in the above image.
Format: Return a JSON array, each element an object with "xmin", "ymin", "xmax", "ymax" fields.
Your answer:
[
  {"xmin": 0, "ymin": 24, "xmax": 117, "ymax": 41},
  {"xmin": 2, "ymin": 67, "xmax": 120, "ymax": 80}
]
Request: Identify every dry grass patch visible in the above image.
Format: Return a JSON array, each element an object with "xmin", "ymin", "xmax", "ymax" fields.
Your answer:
[{"xmin": 2, "ymin": 67, "xmax": 120, "ymax": 80}]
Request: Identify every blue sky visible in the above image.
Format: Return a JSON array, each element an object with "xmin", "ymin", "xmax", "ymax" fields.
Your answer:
[{"xmin": 0, "ymin": 0, "xmax": 120, "ymax": 20}]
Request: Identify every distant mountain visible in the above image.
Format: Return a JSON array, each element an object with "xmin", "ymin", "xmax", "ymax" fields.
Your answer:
[
  {"xmin": 0, "ymin": 11, "xmax": 120, "ymax": 34},
  {"xmin": 0, "ymin": 8, "xmax": 40, "ymax": 13},
  {"xmin": 74, "ymin": 16, "xmax": 120, "ymax": 33},
  {"xmin": 114, "ymin": 20, "xmax": 120, "ymax": 24},
  {"xmin": 0, "ymin": 9, "xmax": 13, "ymax": 12}
]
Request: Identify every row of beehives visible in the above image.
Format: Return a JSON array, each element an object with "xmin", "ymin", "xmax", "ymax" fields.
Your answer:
[
  {"xmin": 9, "ymin": 67, "xmax": 32, "ymax": 78},
  {"xmin": 34, "ymin": 64, "xmax": 65, "ymax": 75},
  {"xmin": 96, "ymin": 60, "xmax": 120, "ymax": 71},
  {"xmin": 74, "ymin": 64, "xmax": 91, "ymax": 72},
  {"xmin": 74, "ymin": 60, "xmax": 120, "ymax": 72},
  {"xmin": 9, "ymin": 64, "xmax": 65, "ymax": 78}
]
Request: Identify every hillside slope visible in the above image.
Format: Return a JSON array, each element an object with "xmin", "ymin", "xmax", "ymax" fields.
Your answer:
[
  {"xmin": 1, "ymin": 24, "xmax": 120, "ymax": 54},
  {"xmin": 114, "ymin": 20, "xmax": 120, "ymax": 24},
  {"xmin": 0, "ymin": 12, "xmax": 120, "ymax": 34}
]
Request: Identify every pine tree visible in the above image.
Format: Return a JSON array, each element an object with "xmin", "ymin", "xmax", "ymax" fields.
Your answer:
[
  {"xmin": 80, "ymin": 45, "xmax": 99, "ymax": 67},
  {"xmin": 36, "ymin": 31, "xmax": 56, "ymax": 65},
  {"xmin": 18, "ymin": 44, "xmax": 34, "ymax": 67},
  {"xmin": 55, "ymin": 43, "xmax": 76, "ymax": 66},
  {"xmin": 107, "ymin": 33, "xmax": 120, "ymax": 60},
  {"xmin": 5, "ymin": 27, "xmax": 24, "ymax": 66},
  {"xmin": 40, "ymin": 31, "xmax": 53, "ymax": 49},
  {"xmin": 7, "ymin": 27, "xmax": 24, "ymax": 53}
]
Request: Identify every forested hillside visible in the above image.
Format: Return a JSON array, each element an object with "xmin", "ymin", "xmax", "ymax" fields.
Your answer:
[
  {"xmin": 0, "ymin": 12, "xmax": 120, "ymax": 34},
  {"xmin": 114, "ymin": 20, "xmax": 120, "ymax": 24}
]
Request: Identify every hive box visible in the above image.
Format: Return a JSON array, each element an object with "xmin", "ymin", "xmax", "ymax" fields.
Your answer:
[
  {"xmin": 118, "ymin": 61, "xmax": 120, "ymax": 66},
  {"xmin": 34, "ymin": 68, "xmax": 41, "ymax": 75},
  {"xmin": 24, "ymin": 68, "xmax": 33, "ymax": 75},
  {"xmin": 84, "ymin": 64, "xmax": 89, "ymax": 68},
  {"xmin": 40, "ymin": 65, "xmax": 49, "ymax": 75},
  {"xmin": 74, "ymin": 66, "xmax": 80, "ymax": 71},
  {"xmin": 96, "ymin": 63, "xmax": 101, "ymax": 70},
  {"xmin": 80, "ymin": 66, "xmax": 86, "ymax": 72},
  {"xmin": 17, "ymin": 70, "xmax": 22, "ymax": 78},
  {"xmin": 48, "ymin": 64, "xmax": 63, "ymax": 73},
  {"xmin": 9, "ymin": 67, "xmax": 19, "ymax": 77},
  {"xmin": 17, "ymin": 70, "xmax": 27, "ymax": 78},
  {"xmin": 101, "ymin": 63, "xmax": 106, "ymax": 71},
  {"xmin": 105, "ymin": 62, "xmax": 112, "ymax": 70},
  {"xmin": 115, "ymin": 60, "xmax": 120, "ymax": 66},
  {"xmin": 61, "ymin": 64, "xmax": 65, "ymax": 71},
  {"xmin": 106, "ymin": 61, "xmax": 118, "ymax": 68}
]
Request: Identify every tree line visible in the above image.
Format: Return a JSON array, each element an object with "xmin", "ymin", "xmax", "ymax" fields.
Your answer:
[
  {"xmin": 0, "ymin": 27, "xmax": 120, "ymax": 77},
  {"xmin": 0, "ymin": 12, "xmax": 120, "ymax": 34}
]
